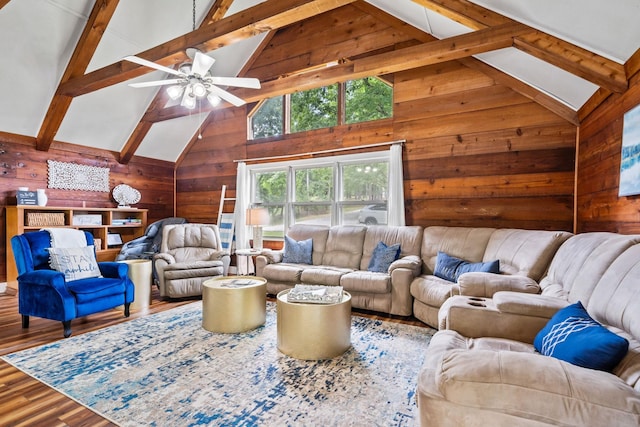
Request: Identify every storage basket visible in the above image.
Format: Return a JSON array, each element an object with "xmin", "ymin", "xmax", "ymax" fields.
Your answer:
[{"xmin": 26, "ymin": 212, "xmax": 65, "ymax": 227}]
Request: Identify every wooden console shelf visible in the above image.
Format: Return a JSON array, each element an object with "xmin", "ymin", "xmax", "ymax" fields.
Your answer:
[{"xmin": 6, "ymin": 205, "xmax": 148, "ymax": 283}]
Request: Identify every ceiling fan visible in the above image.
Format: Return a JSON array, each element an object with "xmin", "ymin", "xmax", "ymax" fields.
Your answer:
[{"xmin": 124, "ymin": 48, "xmax": 261, "ymax": 108}]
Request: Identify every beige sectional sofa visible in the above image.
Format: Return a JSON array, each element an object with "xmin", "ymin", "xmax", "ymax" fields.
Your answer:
[
  {"xmin": 417, "ymin": 232, "xmax": 640, "ymax": 426},
  {"xmin": 410, "ymin": 226, "xmax": 572, "ymax": 328},
  {"xmin": 256, "ymin": 224, "xmax": 423, "ymax": 316}
]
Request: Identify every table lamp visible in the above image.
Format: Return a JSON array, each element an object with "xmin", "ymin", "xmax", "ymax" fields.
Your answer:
[{"xmin": 246, "ymin": 207, "xmax": 269, "ymax": 250}]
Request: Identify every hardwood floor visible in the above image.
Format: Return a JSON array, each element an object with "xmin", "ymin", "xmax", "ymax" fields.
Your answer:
[{"xmin": 0, "ymin": 288, "xmax": 429, "ymax": 426}]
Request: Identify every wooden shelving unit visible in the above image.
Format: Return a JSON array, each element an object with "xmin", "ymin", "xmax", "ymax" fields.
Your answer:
[{"xmin": 6, "ymin": 205, "xmax": 148, "ymax": 283}]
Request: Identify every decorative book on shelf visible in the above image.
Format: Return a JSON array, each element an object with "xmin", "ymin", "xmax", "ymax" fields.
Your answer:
[{"xmin": 287, "ymin": 284, "xmax": 343, "ymax": 304}]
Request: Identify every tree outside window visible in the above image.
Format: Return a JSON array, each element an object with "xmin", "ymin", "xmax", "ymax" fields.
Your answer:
[{"xmin": 248, "ymin": 76, "xmax": 392, "ymax": 140}]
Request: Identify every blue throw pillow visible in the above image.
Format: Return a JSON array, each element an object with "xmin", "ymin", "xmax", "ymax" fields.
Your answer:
[
  {"xmin": 368, "ymin": 241, "xmax": 401, "ymax": 273},
  {"xmin": 434, "ymin": 251, "xmax": 499, "ymax": 282},
  {"xmin": 534, "ymin": 301, "xmax": 629, "ymax": 372},
  {"xmin": 282, "ymin": 236, "xmax": 312, "ymax": 264}
]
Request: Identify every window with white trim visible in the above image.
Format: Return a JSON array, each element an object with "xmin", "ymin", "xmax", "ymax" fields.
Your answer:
[{"xmin": 248, "ymin": 151, "xmax": 390, "ymax": 240}]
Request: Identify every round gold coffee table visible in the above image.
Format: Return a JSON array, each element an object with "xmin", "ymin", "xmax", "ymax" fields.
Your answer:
[
  {"xmin": 202, "ymin": 276, "xmax": 267, "ymax": 333},
  {"xmin": 277, "ymin": 289, "xmax": 351, "ymax": 360}
]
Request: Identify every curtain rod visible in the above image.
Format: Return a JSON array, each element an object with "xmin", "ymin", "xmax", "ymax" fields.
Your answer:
[{"xmin": 234, "ymin": 140, "xmax": 405, "ymax": 163}]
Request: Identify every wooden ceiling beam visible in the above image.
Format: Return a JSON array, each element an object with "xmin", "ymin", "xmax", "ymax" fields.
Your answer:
[
  {"xmin": 146, "ymin": 22, "xmax": 531, "ymax": 122},
  {"xmin": 412, "ymin": 0, "xmax": 628, "ymax": 94},
  {"xmin": 35, "ymin": 0, "xmax": 119, "ymax": 152},
  {"xmin": 58, "ymin": 0, "xmax": 359, "ymax": 98},
  {"xmin": 0, "ymin": 0, "xmax": 11, "ymax": 11},
  {"xmin": 514, "ymin": 33, "xmax": 627, "ymax": 93},
  {"xmin": 360, "ymin": 2, "xmax": 577, "ymax": 124},
  {"xmin": 119, "ymin": 0, "xmax": 235, "ymax": 164}
]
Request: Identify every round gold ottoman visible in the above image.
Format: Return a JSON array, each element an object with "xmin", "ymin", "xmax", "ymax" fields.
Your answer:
[
  {"xmin": 277, "ymin": 289, "xmax": 351, "ymax": 360},
  {"xmin": 202, "ymin": 276, "xmax": 267, "ymax": 333}
]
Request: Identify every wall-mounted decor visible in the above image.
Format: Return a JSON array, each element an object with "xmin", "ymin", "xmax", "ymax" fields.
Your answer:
[
  {"xmin": 619, "ymin": 103, "xmax": 640, "ymax": 197},
  {"xmin": 47, "ymin": 160, "xmax": 110, "ymax": 192}
]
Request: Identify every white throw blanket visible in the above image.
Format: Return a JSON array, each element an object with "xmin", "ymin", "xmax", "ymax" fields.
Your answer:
[{"xmin": 43, "ymin": 228, "xmax": 88, "ymax": 248}]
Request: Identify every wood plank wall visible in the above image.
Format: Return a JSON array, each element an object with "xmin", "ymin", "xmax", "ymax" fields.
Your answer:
[
  {"xmin": 0, "ymin": 136, "xmax": 175, "ymax": 282},
  {"xmin": 577, "ymin": 71, "xmax": 640, "ymax": 233},
  {"xmin": 176, "ymin": 5, "xmax": 577, "ymax": 234}
]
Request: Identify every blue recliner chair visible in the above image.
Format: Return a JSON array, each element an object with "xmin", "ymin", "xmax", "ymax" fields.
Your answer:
[{"xmin": 11, "ymin": 230, "xmax": 134, "ymax": 338}]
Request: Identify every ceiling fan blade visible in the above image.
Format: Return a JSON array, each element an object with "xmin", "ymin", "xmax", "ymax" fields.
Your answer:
[
  {"xmin": 191, "ymin": 51, "xmax": 216, "ymax": 76},
  {"xmin": 128, "ymin": 79, "xmax": 184, "ymax": 88},
  {"xmin": 123, "ymin": 55, "xmax": 184, "ymax": 77},
  {"xmin": 209, "ymin": 77, "xmax": 261, "ymax": 89},
  {"xmin": 207, "ymin": 85, "xmax": 246, "ymax": 107}
]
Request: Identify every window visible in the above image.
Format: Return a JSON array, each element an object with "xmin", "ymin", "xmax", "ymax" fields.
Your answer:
[
  {"xmin": 290, "ymin": 86, "xmax": 338, "ymax": 132},
  {"xmin": 345, "ymin": 77, "xmax": 393, "ymax": 124},
  {"xmin": 250, "ymin": 96, "xmax": 283, "ymax": 139},
  {"xmin": 247, "ymin": 151, "xmax": 390, "ymax": 239},
  {"xmin": 249, "ymin": 76, "xmax": 392, "ymax": 139}
]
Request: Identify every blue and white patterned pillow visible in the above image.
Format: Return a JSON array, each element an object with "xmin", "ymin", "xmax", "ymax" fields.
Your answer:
[
  {"xmin": 534, "ymin": 301, "xmax": 629, "ymax": 372},
  {"xmin": 367, "ymin": 241, "xmax": 401, "ymax": 273},
  {"xmin": 48, "ymin": 246, "xmax": 102, "ymax": 281},
  {"xmin": 282, "ymin": 236, "xmax": 313, "ymax": 264}
]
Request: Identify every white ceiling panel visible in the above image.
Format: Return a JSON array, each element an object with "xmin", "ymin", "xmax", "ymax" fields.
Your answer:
[{"xmin": 471, "ymin": 0, "xmax": 640, "ymax": 63}]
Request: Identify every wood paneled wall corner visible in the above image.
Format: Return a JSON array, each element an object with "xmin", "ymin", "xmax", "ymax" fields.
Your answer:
[{"xmin": 577, "ymin": 70, "xmax": 640, "ymax": 234}]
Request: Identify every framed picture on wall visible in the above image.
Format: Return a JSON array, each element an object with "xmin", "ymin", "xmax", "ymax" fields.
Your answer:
[{"xmin": 619, "ymin": 103, "xmax": 640, "ymax": 196}]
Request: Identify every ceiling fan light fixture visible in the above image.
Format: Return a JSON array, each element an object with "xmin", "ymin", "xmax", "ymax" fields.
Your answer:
[
  {"xmin": 181, "ymin": 90, "xmax": 197, "ymax": 109},
  {"xmin": 207, "ymin": 93, "xmax": 222, "ymax": 107},
  {"xmin": 166, "ymin": 85, "xmax": 184, "ymax": 100},
  {"xmin": 192, "ymin": 81, "xmax": 207, "ymax": 97},
  {"xmin": 179, "ymin": 63, "xmax": 192, "ymax": 75}
]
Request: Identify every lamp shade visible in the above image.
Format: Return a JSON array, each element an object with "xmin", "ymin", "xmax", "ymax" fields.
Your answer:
[{"xmin": 246, "ymin": 207, "xmax": 269, "ymax": 226}]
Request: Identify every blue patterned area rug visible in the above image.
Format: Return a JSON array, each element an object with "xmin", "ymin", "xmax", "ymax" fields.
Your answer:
[{"xmin": 2, "ymin": 302, "xmax": 434, "ymax": 426}]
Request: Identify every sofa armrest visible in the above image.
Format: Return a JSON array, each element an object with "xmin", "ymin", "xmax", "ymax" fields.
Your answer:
[
  {"xmin": 389, "ymin": 255, "xmax": 422, "ymax": 276},
  {"xmin": 258, "ymin": 249, "xmax": 283, "ymax": 264},
  {"xmin": 98, "ymin": 261, "xmax": 129, "ymax": 279},
  {"xmin": 154, "ymin": 253, "xmax": 176, "ymax": 264},
  {"xmin": 457, "ymin": 272, "xmax": 540, "ymax": 297},
  {"xmin": 18, "ymin": 269, "xmax": 66, "ymax": 289},
  {"xmin": 436, "ymin": 349, "xmax": 640, "ymax": 426},
  {"xmin": 493, "ymin": 291, "xmax": 569, "ymax": 318}
]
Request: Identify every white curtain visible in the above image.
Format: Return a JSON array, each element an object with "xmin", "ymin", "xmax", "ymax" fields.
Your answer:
[
  {"xmin": 387, "ymin": 143, "xmax": 406, "ymax": 226},
  {"xmin": 233, "ymin": 162, "xmax": 253, "ymax": 274}
]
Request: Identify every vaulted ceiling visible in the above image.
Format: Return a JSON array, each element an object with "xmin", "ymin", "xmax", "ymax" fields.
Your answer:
[{"xmin": 1, "ymin": 0, "xmax": 639, "ymax": 163}]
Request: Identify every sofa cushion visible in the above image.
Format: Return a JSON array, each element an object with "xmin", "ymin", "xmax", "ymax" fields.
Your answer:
[
  {"xmin": 48, "ymin": 246, "xmax": 101, "ymax": 281},
  {"xmin": 421, "ymin": 227, "xmax": 495, "ymax": 275},
  {"xmin": 361, "ymin": 225, "xmax": 423, "ymax": 271},
  {"xmin": 434, "ymin": 252, "xmax": 499, "ymax": 282},
  {"xmin": 282, "ymin": 235, "xmax": 312, "ymax": 264},
  {"xmin": 287, "ymin": 224, "xmax": 329, "ymax": 265},
  {"xmin": 340, "ymin": 270, "xmax": 391, "ymax": 294},
  {"xmin": 300, "ymin": 266, "xmax": 353, "ymax": 287},
  {"xmin": 534, "ymin": 301, "xmax": 629, "ymax": 372},
  {"xmin": 321, "ymin": 225, "xmax": 366, "ymax": 269},
  {"xmin": 367, "ymin": 241, "xmax": 401, "ymax": 273},
  {"xmin": 483, "ymin": 229, "xmax": 572, "ymax": 281},
  {"xmin": 262, "ymin": 263, "xmax": 304, "ymax": 283},
  {"xmin": 410, "ymin": 275, "xmax": 460, "ymax": 307}
]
